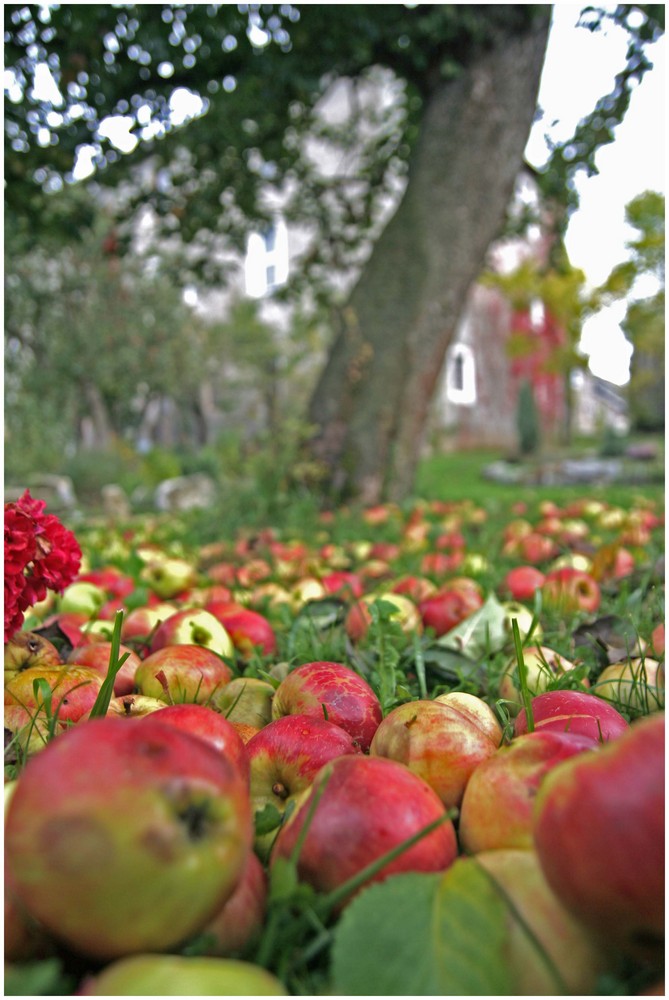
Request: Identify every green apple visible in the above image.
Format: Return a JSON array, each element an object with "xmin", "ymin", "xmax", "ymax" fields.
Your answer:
[{"xmin": 80, "ymin": 955, "xmax": 287, "ymax": 995}]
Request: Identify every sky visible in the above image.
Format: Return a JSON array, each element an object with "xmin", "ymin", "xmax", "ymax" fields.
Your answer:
[{"xmin": 528, "ymin": 4, "xmax": 665, "ymax": 384}]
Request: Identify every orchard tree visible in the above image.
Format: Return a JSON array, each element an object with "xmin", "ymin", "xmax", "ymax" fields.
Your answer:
[
  {"xmin": 4, "ymin": 4, "xmax": 664, "ymax": 502},
  {"xmin": 594, "ymin": 190, "xmax": 665, "ymax": 431}
]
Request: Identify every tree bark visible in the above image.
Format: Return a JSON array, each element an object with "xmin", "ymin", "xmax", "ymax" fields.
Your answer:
[{"xmin": 306, "ymin": 14, "xmax": 551, "ymax": 505}]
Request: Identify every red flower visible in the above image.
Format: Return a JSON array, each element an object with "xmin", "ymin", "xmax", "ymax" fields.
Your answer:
[{"xmin": 4, "ymin": 490, "xmax": 82, "ymax": 642}]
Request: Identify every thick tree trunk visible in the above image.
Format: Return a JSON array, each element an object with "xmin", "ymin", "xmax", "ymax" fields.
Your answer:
[{"xmin": 306, "ymin": 14, "xmax": 551, "ymax": 505}]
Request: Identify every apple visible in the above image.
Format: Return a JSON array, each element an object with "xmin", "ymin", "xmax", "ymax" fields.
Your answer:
[
  {"xmin": 40, "ymin": 611, "xmax": 89, "ymax": 647},
  {"xmin": 77, "ymin": 567, "xmax": 135, "ymax": 599},
  {"xmin": 149, "ymin": 607, "xmax": 235, "ymax": 660},
  {"xmin": 650, "ymin": 622, "xmax": 665, "ymax": 657},
  {"xmin": 344, "ymin": 592, "xmax": 422, "ymax": 644},
  {"xmin": 5, "ymin": 663, "xmax": 103, "ymax": 725},
  {"xmin": 4, "ymin": 631, "xmax": 63, "ymax": 678},
  {"xmin": 67, "ymin": 641, "xmax": 141, "ymax": 696},
  {"xmin": 497, "ymin": 645, "xmax": 582, "ymax": 710},
  {"xmin": 78, "ymin": 954, "xmax": 286, "ymax": 995},
  {"xmin": 200, "ymin": 850, "xmax": 267, "ymax": 956},
  {"xmin": 4, "ymin": 704, "xmax": 66, "ymax": 758},
  {"xmin": 499, "ymin": 600, "xmax": 542, "ymax": 646},
  {"xmin": 501, "ymin": 565, "xmax": 546, "ymax": 602},
  {"xmin": 57, "ymin": 581, "xmax": 107, "ymax": 617},
  {"xmin": 320, "ymin": 570, "xmax": 365, "ymax": 599},
  {"xmin": 533, "ymin": 712, "xmax": 665, "ymax": 964},
  {"xmin": 514, "ymin": 689, "xmax": 629, "ymax": 743},
  {"xmin": 103, "ymin": 693, "xmax": 167, "ymax": 719},
  {"xmin": 212, "ymin": 676, "xmax": 276, "ymax": 728},
  {"xmin": 247, "ymin": 713, "xmax": 362, "ymax": 857},
  {"xmin": 140, "ymin": 555, "xmax": 198, "ymax": 599},
  {"xmin": 145, "ymin": 702, "xmax": 249, "ymax": 782},
  {"xmin": 420, "ymin": 551, "xmax": 464, "ymax": 577},
  {"xmin": 458, "ymin": 729, "xmax": 598, "ymax": 853},
  {"xmin": 391, "ymin": 575, "xmax": 437, "ymax": 603},
  {"xmin": 271, "ymin": 661, "xmax": 383, "ymax": 752},
  {"xmin": 432, "ymin": 691, "xmax": 504, "ymax": 745},
  {"xmin": 205, "ymin": 600, "xmax": 277, "ymax": 659},
  {"xmin": 271, "ymin": 754, "xmax": 458, "ymax": 906},
  {"xmin": 593, "ymin": 657, "xmax": 664, "ymax": 715},
  {"xmin": 541, "ymin": 567, "xmax": 601, "ymax": 614},
  {"xmin": 369, "ymin": 698, "xmax": 500, "ymax": 810},
  {"xmin": 452, "ymin": 850, "xmax": 608, "ymax": 994},
  {"xmin": 418, "ymin": 587, "xmax": 483, "ymax": 638},
  {"xmin": 119, "ymin": 601, "xmax": 177, "ymax": 652},
  {"xmin": 5, "ymin": 716, "xmax": 253, "ymax": 960},
  {"xmin": 135, "ymin": 644, "xmax": 233, "ymax": 705}
]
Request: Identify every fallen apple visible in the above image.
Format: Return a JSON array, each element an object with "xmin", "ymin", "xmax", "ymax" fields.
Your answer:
[
  {"xmin": 135, "ymin": 643, "xmax": 233, "ymax": 705},
  {"xmin": 533, "ymin": 712, "xmax": 665, "ymax": 964},
  {"xmin": 458, "ymin": 729, "xmax": 598, "ymax": 853},
  {"xmin": 212, "ymin": 676, "xmax": 276, "ymax": 729},
  {"xmin": 144, "ymin": 702, "xmax": 250, "ymax": 782},
  {"xmin": 497, "ymin": 644, "xmax": 582, "ymax": 711},
  {"xmin": 271, "ymin": 754, "xmax": 458, "ymax": 906},
  {"xmin": 514, "ymin": 688, "xmax": 629, "ymax": 743},
  {"xmin": 271, "ymin": 661, "xmax": 382, "ymax": 752},
  {"xmin": 369, "ymin": 698, "xmax": 500, "ymax": 810},
  {"xmin": 78, "ymin": 954, "xmax": 287, "ymax": 995},
  {"xmin": 149, "ymin": 607, "xmax": 234, "ymax": 660},
  {"xmin": 593, "ymin": 657, "xmax": 664, "ymax": 715},
  {"xmin": 5, "ymin": 716, "xmax": 253, "ymax": 959}
]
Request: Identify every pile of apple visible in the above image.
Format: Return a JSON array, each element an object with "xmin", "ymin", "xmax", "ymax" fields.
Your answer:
[{"xmin": 4, "ymin": 494, "xmax": 665, "ymax": 994}]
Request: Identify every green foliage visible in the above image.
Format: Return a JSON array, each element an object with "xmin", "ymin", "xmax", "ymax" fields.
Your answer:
[
  {"xmin": 516, "ymin": 379, "xmax": 541, "ymax": 456},
  {"xmin": 61, "ymin": 447, "xmax": 143, "ymax": 505}
]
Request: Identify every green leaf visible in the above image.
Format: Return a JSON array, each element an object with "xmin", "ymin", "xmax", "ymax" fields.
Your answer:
[
  {"xmin": 436, "ymin": 592, "xmax": 508, "ymax": 659},
  {"xmin": 4, "ymin": 958, "xmax": 75, "ymax": 996},
  {"xmin": 330, "ymin": 860, "xmax": 515, "ymax": 995},
  {"xmin": 254, "ymin": 802, "xmax": 284, "ymax": 836},
  {"xmin": 330, "ymin": 873, "xmax": 443, "ymax": 995}
]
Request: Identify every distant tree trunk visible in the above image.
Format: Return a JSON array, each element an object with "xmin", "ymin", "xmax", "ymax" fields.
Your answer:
[
  {"xmin": 306, "ymin": 14, "xmax": 551, "ymax": 505},
  {"xmin": 81, "ymin": 382, "xmax": 113, "ymax": 450}
]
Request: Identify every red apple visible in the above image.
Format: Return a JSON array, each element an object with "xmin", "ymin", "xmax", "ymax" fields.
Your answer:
[
  {"xmin": 5, "ymin": 663, "xmax": 103, "ymax": 725},
  {"xmin": 76, "ymin": 567, "xmax": 135, "ymax": 599},
  {"xmin": 204, "ymin": 601, "xmax": 277, "ymax": 659},
  {"xmin": 541, "ymin": 567, "xmax": 601, "ymax": 614},
  {"xmin": 271, "ymin": 661, "xmax": 382, "ymax": 752},
  {"xmin": 391, "ymin": 575, "xmax": 437, "ymax": 603},
  {"xmin": 144, "ymin": 702, "xmax": 249, "ymax": 782},
  {"xmin": 67, "ymin": 641, "xmax": 141, "ymax": 696},
  {"xmin": 149, "ymin": 607, "xmax": 234, "ymax": 660},
  {"xmin": 514, "ymin": 689, "xmax": 629, "ymax": 743},
  {"xmin": 501, "ymin": 565, "xmax": 546, "ymax": 602},
  {"xmin": 533, "ymin": 712, "xmax": 665, "ymax": 963},
  {"xmin": 418, "ymin": 587, "xmax": 483, "ymax": 638},
  {"xmin": 135, "ymin": 644, "xmax": 233, "ymax": 705},
  {"xmin": 320, "ymin": 571, "xmax": 364, "ymax": 599},
  {"xmin": 458, "ymin": 729, "xmax": 598, "ymax": 853},
  {"xmin": 369, "ymin": 698, "xmax": 500, "ymax": 810},
  {"xmin": 200, "ymin": 850, "xmax": 267, "ymax": 956},
  {"xmin": 270, "ymin": 754, "xmax": 458, "ymax": 906},
  {"xmin": 5, "ymin": 716, "xmax": 253, "ymax": 959},
  {"xmin": 119, "ymin": 602, "xmax": 177, "ymax": 653},
  {"xmin": 103, "ymin": 694, "xmax": 167, "ymax": 719},
  {"xmin": 246, "ymin": 713, "xmax": 361, "ymax": 857}
]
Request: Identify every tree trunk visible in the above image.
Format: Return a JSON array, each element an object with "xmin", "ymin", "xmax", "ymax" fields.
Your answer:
[{"xmin": 306, "ymin": 14, "xmax": 551, "ymax": 505}]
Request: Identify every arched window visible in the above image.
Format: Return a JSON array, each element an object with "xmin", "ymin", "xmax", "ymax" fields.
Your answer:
[{"xmin": 446, "ymin": 344, "xmax": 476, "ymax": 406}]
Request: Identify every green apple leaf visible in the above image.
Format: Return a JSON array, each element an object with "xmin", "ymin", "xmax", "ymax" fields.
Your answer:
[
  {"xmin": 415, "ymin": 643, "xmax": 484, "ymax": 684},
  {"xmin": 330, "ymin": 860, "xmax": 514, "ymax": 995},
  {"xmin": 436, "ymin": 592, "xmax": 509, "ymax": 659},
  {"xmin": 254, "ymin": 802, "xmax": 284, "ymax": 836}
]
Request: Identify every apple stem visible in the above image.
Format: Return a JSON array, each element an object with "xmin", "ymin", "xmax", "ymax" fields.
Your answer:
[{"xmin": 511, "ymin": 618, "xmax": 535, "ymax": 733}]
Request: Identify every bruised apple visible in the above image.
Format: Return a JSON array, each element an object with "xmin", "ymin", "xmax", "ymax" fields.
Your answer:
[
  {"xmin": 5, "ymin": 717, "xmax": 253, "ymax": 960},
  {"xmin": 271, "ymin": 755, "xmax": 457, "ymax": 906},
  {"xmin": 533, "ymin": 712, "xmax": 665, "ymax": 964}
]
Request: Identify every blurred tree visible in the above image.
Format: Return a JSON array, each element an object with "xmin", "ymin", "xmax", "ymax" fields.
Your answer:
[
  {"xmin": 4, "ymin": 216, "xmax": 213, "ymax": 477},
  {"xmin": 4, "ymin": 4, "xmax": 664, "ymax": 502},
  {"xmin": 593, "ymin": 191, "xmax": 665, "ymax": 431}
]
